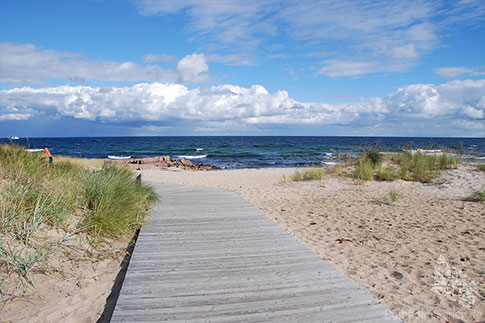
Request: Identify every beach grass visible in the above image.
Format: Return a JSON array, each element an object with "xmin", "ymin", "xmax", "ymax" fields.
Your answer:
[
  {"xmin": 375, "ymin": 165, "xmax": 398, "ymax": 181},
  {"xmin": 290, "ymin": 168, "xmax": 325, "ymax": 181},
  {"xmin": 0, "ymin": 144, "xmax": 157, "ymax": 293},
  {"xmin": 352, "ymin": 148, "xmax": 459, "ymax": 183},
  {"xmin": 81, "ymin": 167, "xmax": 157, "ymax": 238},
  {"xmin": 364, "ymin": 146, "xmax": 382, "ymax": 167},
  {"xmin": 354, "ymin": 159, "xmax": 374, "ymax": 181},
  {"xmin": 54, "ymin": 155, "xmax": 105, "ymax": 170},
  {"xmin": 373, "ymin": 190, "xmax": 401, "ymax": 206}
]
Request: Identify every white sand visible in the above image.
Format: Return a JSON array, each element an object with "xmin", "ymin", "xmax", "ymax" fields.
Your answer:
[
  {"xmin": 140, "ymin": 166, "xmax": 485, "ymax": 322},
  {"xmin": 1, "ymin": 166, "xmax": 483, "ymax": 322},
  {"xmin": 0, "ymin": 236, "xmax": 128, "ymax": 323}
]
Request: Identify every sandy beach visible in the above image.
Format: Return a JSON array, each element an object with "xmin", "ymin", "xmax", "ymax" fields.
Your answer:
[
  {"xmin": 3, "ymin": 1, "xmax": 485, "ymax": 321},
  {"xmin": 1, "ymin": 165, "xmax": 483, "ymax": 322},
  {"xmin": 0, "ymin": 233, "xmax": 129, "ymax": 323},
  {"xmin": 139, "ymin": 166, "xmax": 484, "ymax": 322}
]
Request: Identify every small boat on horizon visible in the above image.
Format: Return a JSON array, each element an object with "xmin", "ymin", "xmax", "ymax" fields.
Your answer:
[{"xmin": 9, "ymin": 136, "xmax": 19, "ymax": 140}]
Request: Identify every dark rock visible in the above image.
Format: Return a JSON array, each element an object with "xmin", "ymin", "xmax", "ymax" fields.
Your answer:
[{"xmin": 391, "ymin": 271, "xmax": 403, "ymax": 279}]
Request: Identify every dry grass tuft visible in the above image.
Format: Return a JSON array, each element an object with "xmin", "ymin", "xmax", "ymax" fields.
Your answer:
[{"xmin": 290, "ymin": 168, "xmax": 325, "ymax": 181}]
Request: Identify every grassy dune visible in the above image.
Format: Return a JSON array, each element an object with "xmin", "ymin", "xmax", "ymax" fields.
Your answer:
[
  {"xmin": 0, "ymin": 144, "xmax": 157, "ymax": 294},
  {"xmin": 289, "ymin": 147, "xmax": 485, "ymax": 204},
  {"xmin": 289, "ymin": 147, "xmax": 460, "ymax": 184},
  {"xmin": 353, "ymin": 148, "xmax": 458, "ymax": 183}
]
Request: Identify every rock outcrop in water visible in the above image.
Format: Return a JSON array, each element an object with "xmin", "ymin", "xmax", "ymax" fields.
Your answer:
[{"xmin": 105, "ymin": 156, "xmax": 214, "ymax": 171}]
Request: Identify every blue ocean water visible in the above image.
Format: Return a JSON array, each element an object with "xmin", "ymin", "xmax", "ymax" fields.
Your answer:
[{"xmin": 2, "ymin": 136, "xmax": 484, "ymax": 169}]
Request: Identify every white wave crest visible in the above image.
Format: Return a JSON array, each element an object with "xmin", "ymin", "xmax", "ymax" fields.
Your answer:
[
  {"xmin": 108, "ymin": 155, "xmax": 131, "ymax": 160},
  {"xmin": 26, "ymin": 148, "xmax": 44, "ymax": 152},
  {"xmin": 178, "ymin": 155, "xmax": 208, "ymax": 159},
  {"xmin": 407, "ymin": 149, "xmax": 443, "ymax": 155}
]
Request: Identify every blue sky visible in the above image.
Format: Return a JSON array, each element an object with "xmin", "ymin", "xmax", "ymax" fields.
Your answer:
[{"xmin": 0, "ymin": 0, "xmax": 484, "ymax": 137}]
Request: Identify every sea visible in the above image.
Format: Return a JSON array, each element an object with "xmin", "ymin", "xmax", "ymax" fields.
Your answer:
[{"xmin": 2, "ymin": 136, "xmax": 484, "ymax": 169}]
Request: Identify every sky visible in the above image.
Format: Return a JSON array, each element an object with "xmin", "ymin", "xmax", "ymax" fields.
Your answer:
[{"xmin": 0, "ymin": 0, "xmax": 484, "ymax": 137}]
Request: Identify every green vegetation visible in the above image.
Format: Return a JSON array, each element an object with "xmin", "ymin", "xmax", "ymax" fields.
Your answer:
[
  {"xmin": 354, "ymin": 159, "xmax": 374, "ymax": 181},
  {"xmin": 375, "ymin": 165, "xmax": 398, "ymax": 181},
  {"xmin": 290, "ymin": 167, "xmax": 325, "ymax": 181},
  {"xmin": 54, "ymin": 155, "xmax": 105, "ymax": 170},
  {"xmin": 364, "ymin": 146, "xmax": 382, "ymax": 167},
  {"xmin": 373, "ymin": 190, "xmax": 401, "ymax": 206},
  {"xmin": 354, "ymin": 146, "xmax": 384, "ymax": 181},
  {"xmin": 464, "ymin": 190, "xmax": 485, "ymax": 203},
  {"xmin": 476, "ymin": 164, "xmax": 485, "ymax": 172},
  {"xmin": 391, "ymin": 151, "xmax": 457, "ymax": 183},
  {"xmin": 81, "ymin": 167, "xmax": 156, "ymax": 238},
  {"xmin": 352, "ymin": 146, "xmax": 458, "ymax": 183},
  {"xmin": 0, "ymin": 144, "xmax": 157, "ymax": 293}
]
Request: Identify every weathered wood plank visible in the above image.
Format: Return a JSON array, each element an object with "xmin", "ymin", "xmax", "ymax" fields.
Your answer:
[{"xmin": 111, "ymin": 183, "xmax": 401, "ymax": 322}]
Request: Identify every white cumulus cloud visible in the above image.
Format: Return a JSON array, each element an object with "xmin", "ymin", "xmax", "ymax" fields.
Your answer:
[
  {"xmin": 1, "ymin": 79, "xmax": 484, "ymax": 135},
  {"xmin": 176, "ymin": 54, "xmax": 210, "ymax": 83},
  {"xmin": 379, "ymin": 79, "xmax": 485, "ymax": 119}
]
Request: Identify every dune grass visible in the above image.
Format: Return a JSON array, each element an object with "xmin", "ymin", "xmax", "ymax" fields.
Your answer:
[
  {"xmin": 354, "ymin": 159, "xmax": 374, "ymax": 181},
  {"xmin": 81, "ymin": 167, "xmax": 156, "ymax": 238},
  {"xmin": 1, "ymin": 144, "xmax": 157, "ymax": 238},
  {"xmin": 352, "ymin": 147, "xmax": 458, "ymax": 183},
  {"xmin": 354, "ymin": 147, "xmax": 383, "ymax": 181},
  {"xmin": 373, "ymin": 190, "xmax": 401, "ymax": 206},
  {"xmin": 290, "ymin": 168, "xmax": 325, "ymax": 181},
  {"xmin": 375, "ymin": 165, "xmax": 398, "ymax": 181},
  {"xmin": 391, "ymin": 151, "xmax": 457, "ymax": 183},
  {"xmin": 54, "ymin": 155, "xmax": 105, "ymax": 170},
  {"xmin": 0, "ymin": 144, "xmax": 157, "ymax": 293}
]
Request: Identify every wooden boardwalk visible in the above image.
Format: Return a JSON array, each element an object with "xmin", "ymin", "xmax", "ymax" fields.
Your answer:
[{"xmin": 111, "ymin": 183, "xmax": 401, "ymax": 322}]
